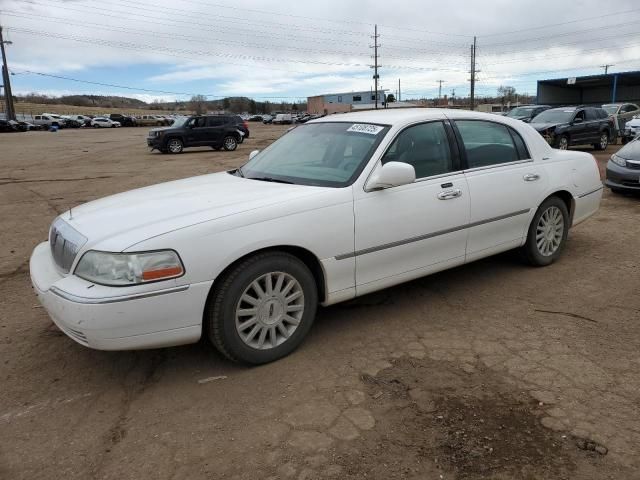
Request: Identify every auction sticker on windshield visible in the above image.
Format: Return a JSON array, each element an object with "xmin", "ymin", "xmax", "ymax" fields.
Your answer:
[{"xmin": 347, "ymin": 124, "xmax": 384, "ymax": 135}]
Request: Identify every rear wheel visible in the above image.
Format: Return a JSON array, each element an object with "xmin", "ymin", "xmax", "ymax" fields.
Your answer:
[
  {"xmin": 521, "ymin": 197, "xmax": 569, "ymax": 266},
  {"xmin": 594, "ymin": 132, "xmax": 609, "ymax": 150},
  {"xmin": 223, "ymin": 136, "xmax": 238, "ymax": 151},
  {"xmin": 556, "ymin": 135, "xmax": 569, "ymax": 150},
  {"xmin": 206, "ymin": 252, "xmax": 318, "ymax": 364},
  {"xmin": 166, "ymin": 138, "xmax": 183, "ymax": 154}
]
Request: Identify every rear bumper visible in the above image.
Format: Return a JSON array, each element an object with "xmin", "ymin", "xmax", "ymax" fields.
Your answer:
[{"xmin": 29, "ymin": 242, "xmax": 209, "ymax": 350}]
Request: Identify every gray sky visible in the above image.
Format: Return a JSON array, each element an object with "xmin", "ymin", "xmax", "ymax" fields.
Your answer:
[{"xmin": 1, "ymin": 0, "xmax": 639, "ymax": 102}]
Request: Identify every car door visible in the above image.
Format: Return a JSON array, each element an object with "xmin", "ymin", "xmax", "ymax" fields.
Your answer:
[
  {"xmin": 353, "ymin": 120, "xmax": 470, "ymax": 294},
  {"xmin": 570, "ymin": 110, "xmax": 588, "ymax": 144},
  {"xmin": 206, "ymin": 116, "xmax": 226, "ymax": 144},
  {"xmin": 584, "ymin": 108, "xmax": 601, "ymax": 143},
  {"xmin": 453, "ymin": 119, "xmax": 549, "ymax": 262},
  {"xmin": 183, "ymin": 117, "xmax": 207, "ymax": 146}
]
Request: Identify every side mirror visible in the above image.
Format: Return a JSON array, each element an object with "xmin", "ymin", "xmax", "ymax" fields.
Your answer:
[
  {"xmin": 573, "ymin": 117, "xmax": 583, "ymax": 124},
  {"xmin": 367, "ymin": 162, "xmax": 416, "ymax": 191},
  {"xmin": 249, "ymin": 150, "xmax": 260, "ymax": 160}
]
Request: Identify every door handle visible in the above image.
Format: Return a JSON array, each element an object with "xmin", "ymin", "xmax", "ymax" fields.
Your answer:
[
  {"xmin": 523, "ymin": 173, "xmax": 540, "ymax": 182},
  {"xmin": 437, "ymin": 189, "xmax": 462, "ymax": 200}
]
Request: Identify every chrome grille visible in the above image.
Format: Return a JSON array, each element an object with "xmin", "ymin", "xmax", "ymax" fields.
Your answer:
[
  {"xmin": 49, "ymin": 218, "xmax": 87, "ymax": 273},
  {"xmin": 626, "ymin": 160, "xmax": 640, "ymax": 170}
]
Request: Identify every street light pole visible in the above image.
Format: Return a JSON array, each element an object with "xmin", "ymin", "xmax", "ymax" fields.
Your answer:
[{"xmin": 0, "ymin": 26, "xmax": 16, "ymax": 121}]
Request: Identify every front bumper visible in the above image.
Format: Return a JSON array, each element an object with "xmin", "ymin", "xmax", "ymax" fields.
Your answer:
[
  {"xmin": 29, "ymin": 242, "xmax": 210, "ymax": 350},
  {"xmin": 605, "ymin": 160, "xmax": 640, "ymax": 191},
  {"xmin": 147, "ymin": 136, "xmax": 163, "ymax": 148}
]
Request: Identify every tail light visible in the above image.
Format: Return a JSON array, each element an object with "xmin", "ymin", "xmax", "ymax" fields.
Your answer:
[{"xmin": 243, "ymin": 121, "xmax": 249, "ymax": 129}]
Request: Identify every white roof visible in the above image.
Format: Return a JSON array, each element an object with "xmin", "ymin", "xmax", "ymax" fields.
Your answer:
[{"xmin": 311, "ymin": 107, "xmax": 517, "ymax": 126}]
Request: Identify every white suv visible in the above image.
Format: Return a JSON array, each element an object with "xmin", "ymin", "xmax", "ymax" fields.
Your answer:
[{"xmin": 90, "ymin": 117, "xmax": 121, "ymax": 128}]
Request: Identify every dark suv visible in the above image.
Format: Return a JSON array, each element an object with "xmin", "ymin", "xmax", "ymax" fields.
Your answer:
[
  {"xmin": 109, "ymin": 114, "xmax": 137, "ymax": 127},
  {"xmin": 147, "ymin": 115, "xmax": 244, "ymax": 154},
  {"xmin": 530, "ymin": 106, "xmax": 614, "ymax": 150}
]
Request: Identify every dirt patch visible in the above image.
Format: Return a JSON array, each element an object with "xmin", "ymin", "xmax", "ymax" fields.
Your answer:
[{"xmin": 330, "ymin": 358, "xmax": 604, "ymax": 480}]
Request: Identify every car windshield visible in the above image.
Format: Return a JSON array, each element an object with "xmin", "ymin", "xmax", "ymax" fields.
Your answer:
[
  {"xmin": 532, "ymin": 109, "xmax": 574, "ymax": 123},
  {"xmin": 507, "ymin": 107, "xmax": 536, "ymax": 117},
  {"xmin": 239, "ymin": 122, "xmax": 390, "ymax": 187},
  {"xmin": 170, "ymin": 117, "xmax": 189, "ymax": 128},
  {"xmin": 601, "ymin": 105, "xmax": 619, "ymax": 115}
]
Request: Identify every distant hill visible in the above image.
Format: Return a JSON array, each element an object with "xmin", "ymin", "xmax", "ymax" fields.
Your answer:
[{"xmin": 12, "ymin": 94, "xmax": 306, "ymax": 115}]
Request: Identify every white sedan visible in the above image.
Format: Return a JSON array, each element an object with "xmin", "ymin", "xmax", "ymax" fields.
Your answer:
[
  {"xmin": 90, "ymin": 117, "xmax": 121, "ymax": 128},
  {"xmin": 30, "ymin": 109, "xmax": 602, "ymax": 364}
]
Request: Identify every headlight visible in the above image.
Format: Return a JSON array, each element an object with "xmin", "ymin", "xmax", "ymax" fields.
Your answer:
[
  {"xmin": 75, "ymin": 250, "xmax": 184, "ymax": 286},
  {"xmin": 610, "ymin": 154, "xmax": 627, "ymax": 167}
]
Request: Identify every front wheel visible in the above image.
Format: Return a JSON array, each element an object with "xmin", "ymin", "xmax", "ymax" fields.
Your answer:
[
  {"xmin": 166, "ymin": 138, "xmax": 183, "ymax": 154},
  {"xmin": 521, "ymin": 197, "xmax": 569, "ymax": 266},
  {"xmin": 223, "ymin": 135, "xmax": 238, "ymax": 151},
  {"xmin": 594, "ymin": 132, "xmax": 609, "ymax": 151},
  {"xmin": 206, "ymin": 252, "xmax": 318, "ymax": 364}
]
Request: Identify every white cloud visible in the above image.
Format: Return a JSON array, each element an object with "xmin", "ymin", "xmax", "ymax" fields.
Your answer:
[{"xmin": 2, "ymin": 0, "xmax": 640, "ymax": 99}]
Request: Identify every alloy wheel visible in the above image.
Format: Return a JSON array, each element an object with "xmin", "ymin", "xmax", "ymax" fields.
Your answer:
[
  {"xmin": 558, "ymin": 137, "xmax": 568, "ymax": 150},
  {"xmin": 168, "ymin": 139, "xmax": 182, "ymax": 153},
  {"xmin": 224, "ymin": 137, "xmax": 237, "ymax": 150},
  {"xmin": 536, "ymin": 206, "xmax": 564, "ymax": 257},
  {"xmin": 234, "ymin": 272, "xmax": 304, "ymax": 350},
  {"xmin": 600, "ymin": 133, "xmax": 608, "ymax": 150}
]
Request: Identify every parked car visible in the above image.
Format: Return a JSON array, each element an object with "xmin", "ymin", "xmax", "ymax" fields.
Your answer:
[
  {"xmin": 504, "ymin": 105, "xmax": 551, "ymax": 123},
  {"xmin": 621, "ymin": 115, "xmax": 640, "ymax": 144},
  {"xmin": 32, "ymin": 114, "xmax": 64, "ymax": 128},
  {"xmin": 262, "ymin": 114, "xmax": 274, "ymax": 124},
  {"xmin": 42, "ymin": 113, "xmax": 69, "ymax": 128},
  {"xmin": 273, "ymin": 113, "xmax": 293, "ymax": 125},
  {"xmin": 31, "ymin": 109, "xmax": 602, "ymax": 364},
  {"xmin": 530, "ymin": 106, "xmax": 613, "ymax": 150},
  {"xmin": 16, "ymin": 120, "xmax": 41, "ymax": 131},
  {"xmin": 248, "ymin": 115, "xmax": 263, "ymax": 122},
  {"xmin": 606, "ymin": 138, "xmax": 640, "ymax": 194},
  {"xmin": 0, "ymin": 119, "xmax": 19, "ymax": 132},
  {"xmin": 136, "ymin": 115, "xmax": 166, "ymax": 126},
  {"xmin": 64, "ymin": 115, "xmax": 92, "ymax": 127},
  {"xmin": 91, "ymin": 117, "xmax": 121, "ymax": 128},
  {"xmin": 146, "ymin": 114, "xmax": 244, "ymax": 153},
  {"xmin": 109, "ymin": 114, "xmax": 137, "ymax": 127},
  {"xmin": 601, "ymin": 103, "xmax": 640, "ymax": 141}
]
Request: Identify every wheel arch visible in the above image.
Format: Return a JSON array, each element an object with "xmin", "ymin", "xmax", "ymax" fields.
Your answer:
[
  {"xmin": 204, "ymin": 244, "xmax": 328, "ymax": 312},
  {"xmin": 542, "ymin": 190, "xmax": 575, "ymax": 226}
]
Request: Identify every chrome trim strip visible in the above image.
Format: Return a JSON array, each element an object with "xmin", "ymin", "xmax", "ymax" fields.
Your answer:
[
  {"xmin": 578, "ymin": 186, "xmax": 604, "ymax": 198},
  {"xmin": 463, "ymin": 159, "xmax": 533, "ymax": 174},
  {"xmin": 49, "ymin": 285, "xmax": 190, "ymax": 304},
  {"xmin": 335, "ymin": 209, "xmax": 530, "ymax": 260}
]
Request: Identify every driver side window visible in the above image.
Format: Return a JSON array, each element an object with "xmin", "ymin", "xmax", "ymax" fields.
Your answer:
[{"xmin": 381, "ymin": 122, "xmax": 454, "ymax": 179}]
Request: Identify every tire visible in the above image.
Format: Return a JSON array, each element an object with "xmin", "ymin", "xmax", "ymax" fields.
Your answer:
[
  {"xmin": 206, "ymin": 252, "xmax": 318, "ymax": 364},
  {"xmin": 166, "ymin": 138, "xmax": 183, "ymax": 154},
  {"xmin": 93, "ymin": 124, "xmax": 100, "ymax": 128},
  {"xmin": 223, "ymin": 135, "xmax": 238, "ymax": 151},
  {"xmin": 594, "ymin": 131, "xmax": 609, "ymax": 151},
  {"xmin": 622, "ymin": 137, "xmax": 629, "ymax": 145},
  {"xmin": 521, "ymin": 196, "xmax": 570, "ymax": 267},
  {"xmin": 556, "ymin": 135, "xmax": 569, "ymax": 150}
]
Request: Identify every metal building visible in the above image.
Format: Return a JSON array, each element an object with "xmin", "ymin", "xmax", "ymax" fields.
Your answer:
[{"xmin": 537, "ymin": 70, "xmax": 640, "ymax": 106}]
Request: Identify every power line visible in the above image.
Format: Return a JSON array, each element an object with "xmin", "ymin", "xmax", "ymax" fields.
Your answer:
[{"xmin": 10, "ymin": 69, "xmax": 309, "ymax": 99}]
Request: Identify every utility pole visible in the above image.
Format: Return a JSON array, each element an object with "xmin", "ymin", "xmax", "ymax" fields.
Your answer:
[
  {"xmin": 370, "ymin": 24, "xmax": 381, "ymax": 109},
  {"xmin": 398, "ymin": 78, "xmax": 401, "ymax": 102},
  {"xmin": 469, "ymin": 36, "xmax": 477, "ymax": 111},
  {"xmin": 0, "ymin": 26, "xmax": 16, "ymax": 121},
  {"xmin": 437, "ymin": 80, "xmax": 445, "ymax": 101},
  {"xmin": 600, "ymin": 64, "xmax": 614, "ymax": 74}
]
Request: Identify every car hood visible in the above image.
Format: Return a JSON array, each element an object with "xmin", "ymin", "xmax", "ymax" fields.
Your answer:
[
  {"xmin": 61, "ymin": 172, "xmax": 330, "ymax": 251},
  {"xmin": 616, "ymin": 140, "xmax": 640, "ymax": 160},
  {"xmin": 625, "ymin": 118, "xmax": 640, "ymax": 128},
  {"xmin": 530, "ymin": 122, "xmax": 563, "ymax": 131}
]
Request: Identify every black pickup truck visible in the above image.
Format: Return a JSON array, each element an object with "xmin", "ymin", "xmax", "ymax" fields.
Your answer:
[{"xmin": 530, "ymin": 106, "xmax": 614, "ymax": 150}]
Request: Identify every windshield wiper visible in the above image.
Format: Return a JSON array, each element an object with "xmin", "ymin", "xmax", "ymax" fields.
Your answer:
[
  {"xmin": 235, "ymin": 167, "xmax": 245, "ymax": 178},
  {"xmin": 249, "ymin": 176, "xmax": 295, "ymax": 184}
]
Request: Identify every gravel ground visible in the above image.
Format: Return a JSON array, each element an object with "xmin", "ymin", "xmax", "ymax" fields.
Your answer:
[{"xmin": 1, "ymin": 124, "xmax": 639, "ymax": 480}]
